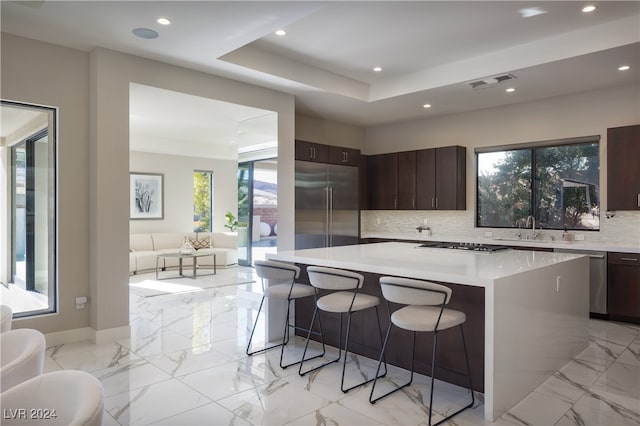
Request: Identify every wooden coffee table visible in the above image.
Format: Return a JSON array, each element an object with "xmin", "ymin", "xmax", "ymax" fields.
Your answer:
[{"xmin": 155, "ymin": 252, "xmax": 216, "ymax": 280}]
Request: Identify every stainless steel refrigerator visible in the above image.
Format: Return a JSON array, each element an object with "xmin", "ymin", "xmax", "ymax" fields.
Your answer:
[{"xmin": 295, "ymin": 161, "xmax": 359, "ymax": 249}]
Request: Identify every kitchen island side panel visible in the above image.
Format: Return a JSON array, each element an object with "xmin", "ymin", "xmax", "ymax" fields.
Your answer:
[
  {"xmin": 488, "ymin": 256, "xmax": 590, "ymax": 420},
  {"xmin": 294, "ymin": 264, "xmax": 486, "ymax": 392}
]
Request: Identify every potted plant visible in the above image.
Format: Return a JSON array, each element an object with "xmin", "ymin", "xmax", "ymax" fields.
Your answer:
[{"xmin": 224, "ymin": 211, "xmax": 238, "ymax": 232}]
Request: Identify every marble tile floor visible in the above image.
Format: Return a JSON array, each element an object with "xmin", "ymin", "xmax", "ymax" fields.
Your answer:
[{"xmin": 42, "ymin": 272, "xmax": 640, "ymax": 426}]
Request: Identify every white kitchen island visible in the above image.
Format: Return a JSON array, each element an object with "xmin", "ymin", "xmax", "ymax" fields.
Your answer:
[{"xmin": 268, "ymin": 242, "xmax": 590, "ymax": 421}]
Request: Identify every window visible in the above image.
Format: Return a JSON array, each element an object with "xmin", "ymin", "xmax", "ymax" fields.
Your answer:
[
  {"xmin": 1, "ymin": 100, "xmax": 57, "ymax": 317},
  {"xmin": 193, "ymin": 170, "xmax": 213, "ymax": 232},
  {"xmin": 477, "ymin": 139, "xmax": 600, "ymax": 230}
]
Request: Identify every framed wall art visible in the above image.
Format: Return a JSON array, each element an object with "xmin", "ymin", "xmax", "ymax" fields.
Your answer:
[{"xmin": 130, "ymin": 172, "xmax": 164, "ymax": 220}]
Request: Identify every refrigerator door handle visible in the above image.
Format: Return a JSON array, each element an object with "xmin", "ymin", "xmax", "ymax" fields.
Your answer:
[
  {"xmin": 324, "ymin": 187, "xmax": 330, "ymax": 247},
  {"xmin": 328, "ymin": 186, "xmax": 334, "ymax": 246}
]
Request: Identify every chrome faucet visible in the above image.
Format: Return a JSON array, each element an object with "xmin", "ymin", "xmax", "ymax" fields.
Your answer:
[{"xmin": 525, "ymin": 215, "xmax": 541, "ymax": 239}]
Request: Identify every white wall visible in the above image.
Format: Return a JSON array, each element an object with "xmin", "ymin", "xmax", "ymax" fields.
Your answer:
[
  {"xmin": 130, "ymin": 151, "xmax": 237, "ymax": 234},
  {"xmin": 363, "ymin": 84, "xmax": 640, "ymax": 246},
  {"xmin": 295, "ymin": 114, "xmax": 365, "ymax": 149}
]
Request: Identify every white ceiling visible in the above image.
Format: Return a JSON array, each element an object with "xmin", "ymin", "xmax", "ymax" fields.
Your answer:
[{"xmin": 2, "ymin": 1, "xmax": 639, "ymax": 142}]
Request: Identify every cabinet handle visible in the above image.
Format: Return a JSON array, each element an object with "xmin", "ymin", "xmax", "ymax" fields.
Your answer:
[
  {"xmin": 431, "ymin": 198, "xmax": 435, "ymax": 209},
  {"xmin": 621, "ymin": 257, "xmax": 639, "ymax": 262},
  {"xmin": 345, "ymin": 152, "xmax": 349, "ymax": 163},
  {"xmin": 412, "ymin": 198, "xmax": 415, "ymax": 209},
  {"xmin": 309, "ymin": 147, "xmax": 314, "ymax": 159},
  {"xmin": 637, "ymin": 193, "xmax": 639, "ymax": 208}
]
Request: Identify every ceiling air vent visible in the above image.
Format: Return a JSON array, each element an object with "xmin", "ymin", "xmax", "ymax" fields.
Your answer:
[{"xmin": 467, "ymin": 73, "xmax": 517, "ymax": 90}]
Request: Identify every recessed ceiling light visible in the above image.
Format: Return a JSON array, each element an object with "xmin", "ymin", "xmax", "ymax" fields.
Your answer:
[
  {"xmin": 582, "ymin": 5, "xmax": 597, "ymax": 13},
  {"xmin": 618, "ymin": 65, "xmax": 631, "ymax": 71},
  {"xmin": 156, "ymin": 17, "xmax": 171, "ymax": 25},
  {"xmin": 506, "ymin": 88, "xmax": 516, "ymax": 93},
  {"xmin": 518, "ymin": 7, "xmax": 548, "ymax": 18},
  {"xmin": 423, "ymin": 104, "xmax": 432, "ymax": 109},
  {"xmin": 132, "ymin": 28, "xmax": 159, "ymax": 39},
  {"xmin": 275, "ymin": 29, "xmax": 287, "ymax": 36},
  {"xmin": 373, "ymin": 66, "xmax": 382, "ymax": 72}
]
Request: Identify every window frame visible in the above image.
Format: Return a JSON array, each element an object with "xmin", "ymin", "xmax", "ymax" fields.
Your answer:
[
  {"xmin": 2, "ymin": 99, "xmax": 58, "ymax": 318},
  {"xmin": 475, "ymin": 136, "xmax": 601, "ymax": 231},
  {"xmin": 193, "ymin": 169, "xmax": 213, "ymax": 232}
]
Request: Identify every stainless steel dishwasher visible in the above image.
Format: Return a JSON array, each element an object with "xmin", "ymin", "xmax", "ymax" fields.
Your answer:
[{"xmin": 554, "ymin": 248, "xmax": 607, "ymax": 315}]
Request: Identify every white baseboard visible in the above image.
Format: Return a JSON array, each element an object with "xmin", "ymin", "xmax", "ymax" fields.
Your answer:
[{"xmin": 44, "ymin": 325, "xmax": 131, "ymax": 346}]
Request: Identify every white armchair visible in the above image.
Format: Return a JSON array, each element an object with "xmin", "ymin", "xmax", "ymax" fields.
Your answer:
[
  {"xmin": 1, "ymin": 304, "xmax": 13, "ymax": 333},
  {"xmin": 0, "ymin": 328, "xmax": 46, "ymax": 392},
  {"xmin": 0, "ymin": 370, "xmax": 104, "ymax": 425}
]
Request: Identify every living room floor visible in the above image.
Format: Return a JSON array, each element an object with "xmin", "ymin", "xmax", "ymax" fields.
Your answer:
[{"xmin": 41, "ymin": 266, "xmax": 640, "ymax": 426}]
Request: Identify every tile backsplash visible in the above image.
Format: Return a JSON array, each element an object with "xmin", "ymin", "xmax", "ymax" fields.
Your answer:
[{"xmin": 361, "ymin": 210, "xmax": 640, "ymax": 246}]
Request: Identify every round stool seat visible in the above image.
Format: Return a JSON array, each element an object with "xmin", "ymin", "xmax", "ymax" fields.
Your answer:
[
  {"xmin": 265, "ymin": 283, "xmax": 316, "ymax": 299},
  {"xmin": 317, "ymin": 291, "xmax": 380, "ymax": 313},
  {"xmin": 392, "ymin": 305, "xmax": 466, "ymax": 332}
]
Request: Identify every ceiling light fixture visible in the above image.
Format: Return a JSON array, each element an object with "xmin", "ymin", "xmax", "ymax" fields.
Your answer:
[
  {"xmin": 518, "ymin": 7, "xmax": 548, "ymax": 18},
  {"xmin": 132, "ymin": 28, "xmax": 159, "ymax": 39},
  {"xmin": 373, "ymin": 66, "xmax": 382, "ymax": 72},
  {"xmin": 156, "ymin": 17, "xmax": 171, "ymax": 25},
  {"xmin": 506, "ymin": 88, "xmax": 515, "ymax": 93},
  {"xmin": 582, "ymin": 5, "xmax": 597, "ymax": 13},
  {"xmin": 423, "ymin": 104, "xmax": 432, "ymax": 109},
  {"xmin": 275, "ymin": 29, "xmax": 286, "ymax": 36},
  {"xmin": 618, "ymin": 65, "xmax": 631, "ymax": 71}
]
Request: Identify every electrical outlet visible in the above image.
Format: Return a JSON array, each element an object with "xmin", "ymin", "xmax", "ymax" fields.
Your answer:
[
  {"xmin": 574, "ymin": 234, "xmax": 585, "ymax": 241},
  {"xmin": 376, "ymin": 217, "xmax": 381, "ymax": 225},
  {"xmin": 484, "ymin": 231, "xmax": 493, "ymax": 237}
]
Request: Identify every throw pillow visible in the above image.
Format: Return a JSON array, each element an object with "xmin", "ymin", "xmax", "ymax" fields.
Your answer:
[{"xmin": 188, "ymin": 236, "xmax": 210, "ymax": 250}]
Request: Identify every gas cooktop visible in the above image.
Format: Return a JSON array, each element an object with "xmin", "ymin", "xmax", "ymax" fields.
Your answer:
[{"xmin": 418, "ymin": 241, "xmax": 511, "ymax": 253}]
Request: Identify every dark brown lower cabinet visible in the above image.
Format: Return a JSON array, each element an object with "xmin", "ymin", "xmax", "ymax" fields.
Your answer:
[
  {"xmin": 608, "ymin": 252, "xmax": 640, "ymax": 324},
  {"xmin": 294, "ymin": 264, "xmax": 485, "ymax": 392}
]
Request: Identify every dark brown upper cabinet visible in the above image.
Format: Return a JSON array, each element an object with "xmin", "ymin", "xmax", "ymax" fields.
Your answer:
[
  {"xmin": 295, "ymin": 140, "xmax": 329, "ymax": 163},
  {"xmin": 607, "ymin": 124, "xmax": 640, "ymax": 210},
  {"xmin": 328, "ymin": 145, "xmax": 361, "ymax": 167},
  {"xmin": 368, "ymin": 153, "xmax": 398, "ymax": 210},
  {"xmin": 416, "ymin": 146, "xmax": 466, "ymax": 210},
  {"xmin": 398, "ymin": 151, "xmax": 417, "ymax": 209},
  {"xmin": 367, "ymin": 146, "xmax": 466, "ymax": 211}
]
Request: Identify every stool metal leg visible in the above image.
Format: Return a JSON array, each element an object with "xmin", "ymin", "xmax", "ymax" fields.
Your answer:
[
  {"xmin": 369, "ymin": 327, "xmax": 416, "ymax": 403},
  {"xmin": 427, "ymin": 324, "xmax": 475, "ymax": 426},
  {"xmin": 341, "ymin": 305, "xmax": 387, "ymax": 393},
  {"xmin": 279, "ymin": 299, "xmax": 327, "ymax": 369},
  {"xmin": 246, "ymin": 295, "xmax": 283, "ymax": 356},
  {"xmin": 299, "ymin": 308, "xmax": 343, "ymax": 376}
]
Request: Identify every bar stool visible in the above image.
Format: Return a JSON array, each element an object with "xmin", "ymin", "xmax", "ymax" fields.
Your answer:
[
  {"xmin": 299, "ymin": 266, "xmax": 387, "ymax": 393},
  {"xmin": 369, "ymin": 277, "xmax": 474, "ymax": 426},
  {"xmin": 246, "ymin": 260, "xmax": 325, "ymax": 369}
]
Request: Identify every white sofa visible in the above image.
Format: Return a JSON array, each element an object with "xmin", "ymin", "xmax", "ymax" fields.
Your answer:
[{"xmin": 129, "ymin": 232, "xmax": 238, "ymax": 275}]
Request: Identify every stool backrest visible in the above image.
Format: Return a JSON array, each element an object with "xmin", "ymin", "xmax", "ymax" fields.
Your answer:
[
  {"xmin": 254, "ymin": 260, "xmax": 300, "ymax": 283},
  {"xmin": 307, "ymin": 266, "xmax": 364, "ymax": 290},
  {"xmin": 379, "ymin": 277, "xmax": 452, "ymax": 306}
]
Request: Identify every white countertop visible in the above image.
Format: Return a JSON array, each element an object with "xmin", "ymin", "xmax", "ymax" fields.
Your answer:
[
  {"xmin": 361, "ymin": 232, "xmax": 640, "ymax": 254},
  {"xmin": 269, "ymin": 242, "xmax": 585, "ymax": 287}
]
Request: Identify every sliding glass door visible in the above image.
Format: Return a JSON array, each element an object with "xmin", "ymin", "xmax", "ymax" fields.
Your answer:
[
  {"xmin": 237, "ymin": 163, "xmax": 252, "ymax": 266},
  {"xmin": 236, "ymin": 159, "xmax": 278, "ymax": 266}
]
